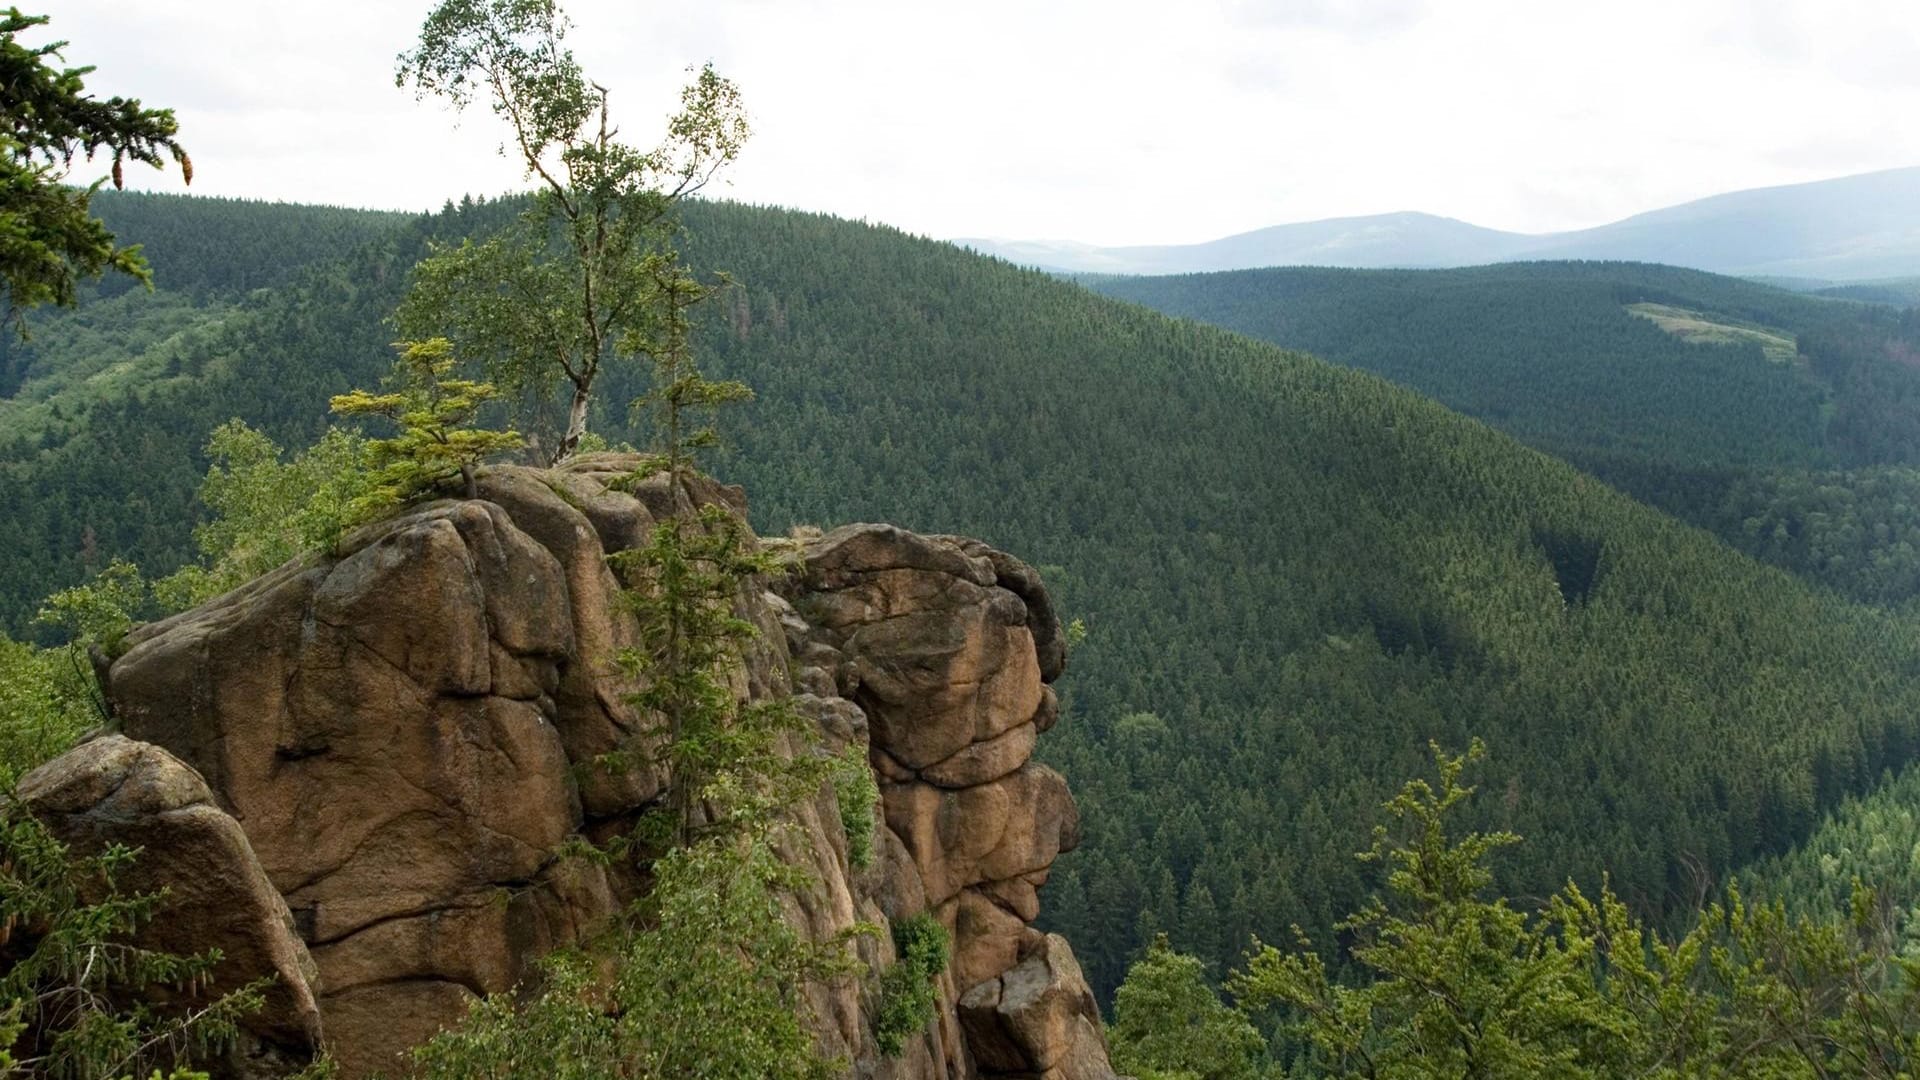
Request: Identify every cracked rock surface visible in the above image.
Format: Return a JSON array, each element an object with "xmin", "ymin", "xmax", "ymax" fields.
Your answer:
[{"xmin": 73, "ymin": 457, "xmax": 1113, "ymax": 1079}]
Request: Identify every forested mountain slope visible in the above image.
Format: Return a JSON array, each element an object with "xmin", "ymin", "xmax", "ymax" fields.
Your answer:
[
  {"xmin": 90, "ymin": 190, "xmax": 414, "ymax": 297},
  {"xmin": 1740, "ymin": 760, "xmax": 1920, "ymax": 939},
  {"xmin": 11, "ymin": 196, "xmax": 1920, "ymax": 1004},
  {"xmin": 1092, "ymin": 262, "xmax": 1917, "ymax": 472},
  {"xmin": 1093, "ymin": 263, "xmax": 1920, "ymax": 611},
  {"xmin": 0, "ymin": 199, "xmax": 421, "ymax": 626}
]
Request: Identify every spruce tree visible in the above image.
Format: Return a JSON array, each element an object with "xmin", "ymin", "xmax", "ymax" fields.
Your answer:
[{"xmin": 0, "ymin": 9, "xmax": 190, "ymax": 327}]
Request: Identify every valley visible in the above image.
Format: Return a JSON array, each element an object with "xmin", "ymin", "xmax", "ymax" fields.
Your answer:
[
  {"xmin": 13, "ymin": 195, "xmax": 1920, "ymax": 1009},
  {"xmin": 13, "ymin": 2, "xmax": 1920, "ymax": 1074}
]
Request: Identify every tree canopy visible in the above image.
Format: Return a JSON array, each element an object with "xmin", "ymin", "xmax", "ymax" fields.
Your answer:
[
  {"xmin": 394, "ymin": 0, "xmax": 748, "ymax": 461},
  {"xmin": 0, "ymin": 8, "xmax": 189, "ymax": 326}
]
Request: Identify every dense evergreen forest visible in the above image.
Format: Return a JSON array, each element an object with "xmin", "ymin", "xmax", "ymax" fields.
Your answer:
[
  {"xmin": 1093, "ymin": 264, "xmax": 1920, "ymax": 614},
  {"xmin": 12, "ymin": 195, "xmax": 1920, "ymax": 1004},
  {"xmin": 1739, "ymin": 758, "xmax": 1920, "ymax": 938}
]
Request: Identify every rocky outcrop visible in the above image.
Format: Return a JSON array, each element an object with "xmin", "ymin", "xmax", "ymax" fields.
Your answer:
[
  {"xmin": 777, "ymin": 524, "xmax": 1081, "ymax": 997},
  {"xmin": 59, "ymin": 455, "xmax": 1113, "ymax": 1078},
  {"xmin": 15, "ymin": 735, "xmax": 325, "ymax": 1078},
  {"xmin": 960, "ymin": 935, "xmax": 1117, "ymax": 1080}
]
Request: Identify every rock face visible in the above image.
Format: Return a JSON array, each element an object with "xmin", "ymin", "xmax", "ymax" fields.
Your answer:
[
  {"xmin": 960, "ymin": 935, "xmax": 1117, "ymax": 1080},
  {"xmin": 16, "ymin": 735, "xmax": 325, "ymax": 1078},
  {"xmin": 778, "ymin": 524, "xmax": 1081, "ymax": 997},
  {"xmin": 69, "ymin": 456, "xmax": 1112, "ymax": 1079}
]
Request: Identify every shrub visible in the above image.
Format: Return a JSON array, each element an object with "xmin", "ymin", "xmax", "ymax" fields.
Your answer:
[{"xmin": 873, "ymin": 913, "xmax": 949, "ymax": 1057}]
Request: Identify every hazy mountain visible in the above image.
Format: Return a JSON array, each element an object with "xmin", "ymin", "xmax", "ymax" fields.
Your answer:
[
  {"xmin": 964, "ymin": 167, "xmax": 1920, "ymax": 280},
  {"xmin": 960, "ymin": 211, "xmax": 1534, "ymax": 275}
]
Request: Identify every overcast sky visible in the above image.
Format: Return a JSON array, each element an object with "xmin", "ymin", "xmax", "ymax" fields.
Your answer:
[{"xmin": 41, "ymin": 0, "xmax": 1920, "ymax": 246}]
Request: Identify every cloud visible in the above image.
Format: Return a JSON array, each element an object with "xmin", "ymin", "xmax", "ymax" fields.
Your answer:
[
  {"xmin": 39, "ymin": 0, "xmax": 1920, "ymax": 243},
  {"xmin": 1221, "ymin": 0, "xmax": 1428, "ymax": 35}
]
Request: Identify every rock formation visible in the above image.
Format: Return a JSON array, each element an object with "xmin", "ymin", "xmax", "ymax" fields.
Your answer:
[
  {"xmin": 20, "ymin": 456, "xmax": 1116, "ymax": 1079},
  {"xmin": 16, "ymin": 735, "xmax": 324, "ymax": 1079}
]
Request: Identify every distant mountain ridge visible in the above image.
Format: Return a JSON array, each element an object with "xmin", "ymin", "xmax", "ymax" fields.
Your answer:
[{"xmin": 960, "ymin": 167, "xmax": 1920, "ymax": 280}]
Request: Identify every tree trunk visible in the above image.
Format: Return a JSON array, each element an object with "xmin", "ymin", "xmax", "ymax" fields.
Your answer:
[{"xmin": 554, "ymin": 381, "xmax": 592, "ymax": 464}]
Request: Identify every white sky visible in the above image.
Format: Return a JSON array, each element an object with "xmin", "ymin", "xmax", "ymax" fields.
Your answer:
[{"xmin": 39, "ymin": 0, "xmax": 1920, "ymax": 246}]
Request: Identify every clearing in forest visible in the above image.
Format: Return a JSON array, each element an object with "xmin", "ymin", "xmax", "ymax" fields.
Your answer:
[{"xmin": 1625, "ymin": 301, "xmax": 1799, "ymax": 364}]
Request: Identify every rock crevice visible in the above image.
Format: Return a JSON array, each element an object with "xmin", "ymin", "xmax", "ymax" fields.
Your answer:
[{"xmin": 24, "ymin": 457, "xmax": 1115, "ymax": 1080}]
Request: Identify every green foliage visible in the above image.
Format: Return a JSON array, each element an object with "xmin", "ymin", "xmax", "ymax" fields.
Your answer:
[
  {"xmin": 834, "ymin": 743, "xmax": 878, "ymax": 871},
  {"xmin": 613, "ymin": 836, "xmax": 851, "ymax": 1079},
  {"xmin": 1687, "ymin": 464, "xmax": 1920, "ymax": 612},
  {"xmin": 413, "ymin": 834, "xmax": 850, "ymax": 1080},
  {"xmin": 0, "ymin": 635, "xmax": 91, "ymax": 786},
  {"xmin": 1741, "ymin": 757, "xmax": 1920, "ymax": 943},
  {"xmin": 1232, "ymin": 741, "xmax": 1602, "ymax": 1078},
  {"xmin": 33, "ymin": 558, "xmax": 141, "ymax": 650},
  {"xmin": 611, "ymin": 504, "xmax": 819, "ymax": 844},
  {"xmin": 1109, "ymin": 935, "xmax": 1266, "ymax": 1080},
  {"xmin": 1216, "ymin": 745, "xmax": 1920, "ymax": 1079},
  {"xmin": 0, "ymin": 8, "xmax": 189, "ymax": 326},
  {"xmin": 329, "ymin": 337, "xmax": 519, "ymax": 518},
  {"xmin": 395, "ymin": 0, "xmax": 747, "ymax": 460},
  {"xmin": 150, "ymin": 421, "xmax": 371, "ymax": 610},
  {"xmin": 0, "ymin": 802, "xmax": 263, "ymax": 1079},
  {"xmin": 406, "ymin": 949, "xmax": 612, "ymax": 1080},
  {"xmin": 873, "ymin": 913, "xmax": 949, "ymax": 1058}
]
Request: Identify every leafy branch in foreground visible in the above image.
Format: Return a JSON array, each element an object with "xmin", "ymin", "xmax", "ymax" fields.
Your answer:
[
  {"xmin": 0, "ymin": 802, "xmax": 264, "ymax": 1079},
  {"xmin": 0, "ymin": 8, "xmax": 191, "ymax": 327},
  {"xmin": 1114, "ymin": 741, "xmax": 1920, "ymax": 1080}
]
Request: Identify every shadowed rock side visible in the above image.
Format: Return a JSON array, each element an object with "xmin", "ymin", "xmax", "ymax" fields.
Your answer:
[
  {"xmin": 16, "ymin": 735, "xmax": 325, "ymax": 1080},
  {"xmin": 63, "ymin": 455, "xmax": 1115, "ymax": 1080}
]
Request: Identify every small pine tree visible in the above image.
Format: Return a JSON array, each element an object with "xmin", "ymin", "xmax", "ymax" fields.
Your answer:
[
  {"xmin": 330, "ymin": 340, "xmax": 522, "ymax": 511},
  {"xmin": 329, "ymin": 337, "xmax": 520, "ymax": 518},
  {"xmin": 0, "ymin": 804, "xmax": 268, "ymax": 1079},
  {"xmin": 1220, "ymin": 742, "xmax": 1920, "ymax": 1079}
]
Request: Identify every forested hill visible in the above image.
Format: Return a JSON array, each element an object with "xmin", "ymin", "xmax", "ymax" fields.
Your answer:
[
  {"xmin": 1091, "ymin": 262, "xmax": 1919, "ymax": 473},
  {"xmin": 11, "ymin": 195, "xmax": 1920, "ymax": 1005},
  {"xmin": 1092, "ymin": 264, "xmax": 1920, "ymax": 610},
  {"xmin": 91, "ymin": 190, "xmax": 414, "ymax": 298}
]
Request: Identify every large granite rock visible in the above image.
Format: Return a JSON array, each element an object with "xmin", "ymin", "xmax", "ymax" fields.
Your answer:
[
  {"xmin": 16, "ymin": 735, "xmax": 325, "ymax": 1079},
  {"xmin": 780, "ymin": 523, "xmax": 1082, "ymax": 994},
  {"xmin": 74, "ymin": 457, "xmax": 1109, "ymax": 1079},
  {"xmin": 960, "ymin": 935, "xmax": 1117, "ymax": 1080}
]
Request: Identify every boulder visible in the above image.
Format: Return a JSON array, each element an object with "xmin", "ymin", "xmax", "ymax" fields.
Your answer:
[
  {"xmin": 959, "ymin": 935, "xmax": 1116, "ymax": 1080},
  {"xmin": 106, "ymin": 491, "xmax": 626, "ymax": 1074},
  {"xmin": 17, "ymin": 735, "xmax": 325, "ymax": 1078}
]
